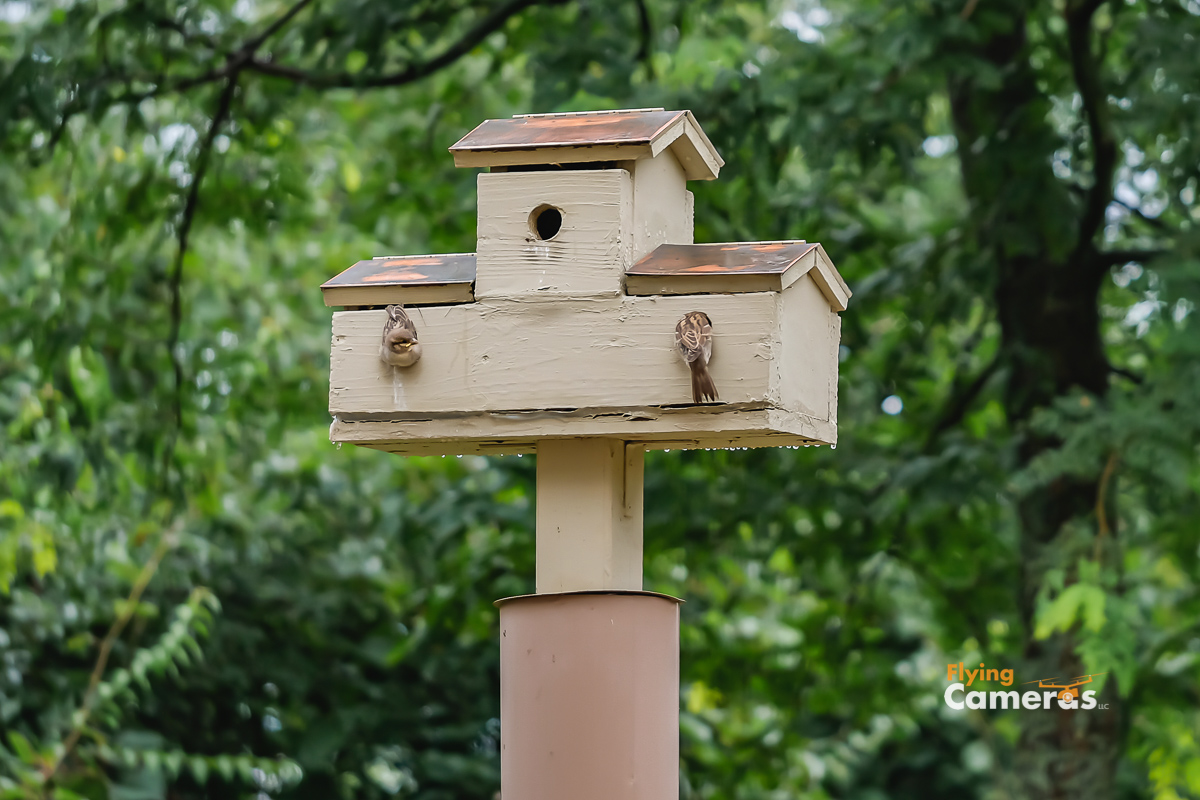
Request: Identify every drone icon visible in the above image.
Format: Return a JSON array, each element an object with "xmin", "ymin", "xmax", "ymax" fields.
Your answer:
[{"xmin": 1021, "ymin": 672, "xmax": 1109, "ymax": 704}]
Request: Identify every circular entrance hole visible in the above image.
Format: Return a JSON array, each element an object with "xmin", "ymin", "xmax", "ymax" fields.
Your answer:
[{"xmin": 530, "ymin": 204, "xmax": 563, "ymax": 240}]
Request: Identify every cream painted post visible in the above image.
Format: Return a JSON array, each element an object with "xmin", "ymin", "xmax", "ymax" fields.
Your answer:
[{"xmin": 535, "ymin": 438, "xmax": 644, "ymax": 593}]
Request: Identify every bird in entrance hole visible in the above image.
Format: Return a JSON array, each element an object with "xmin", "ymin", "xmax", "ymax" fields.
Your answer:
[
  {"xmin": 380, "ymin": 304, "xmax": 422, "ymax": 367},
  {"xmin": 675, "ymin": 311, "xmax": 718, "ymax": 404}
]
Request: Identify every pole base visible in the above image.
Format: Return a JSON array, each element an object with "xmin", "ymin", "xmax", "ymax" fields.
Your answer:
[{"xmin": 496, "ymin": 590, "xmax": 681, "ymax": 800}]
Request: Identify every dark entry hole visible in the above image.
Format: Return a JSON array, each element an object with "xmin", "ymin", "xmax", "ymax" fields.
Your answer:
[{"xmin": 530, "ymin": 205, "xmax": 563, "ymax": 240}]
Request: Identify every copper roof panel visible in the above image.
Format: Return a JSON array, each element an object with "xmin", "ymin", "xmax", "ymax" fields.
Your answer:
[
  {"xmin": 322, "ymin": 253, "xmax": 476, "ymax": 289},
  {"xmin": 450, "ymin": 110, "xmax": 686, "ymax": 152},
  {"xmin": 627, "ymin": 242, "xmax": 817, "ymax": 276}
]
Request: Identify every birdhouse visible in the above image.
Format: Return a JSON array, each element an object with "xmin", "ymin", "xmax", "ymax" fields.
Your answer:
[
  {"xmin": 319, "ymin": 109, "xmax": 851, "ymax": 800},
  {"xmin": 322, "ymin": 108, "xmax": 850, "ymax": 458}
]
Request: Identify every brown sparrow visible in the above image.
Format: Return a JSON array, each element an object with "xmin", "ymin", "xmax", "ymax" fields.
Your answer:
[
  {"xmin": 379, "ymin": 304, "xmax": 422, "ymax": 367},
  {"xmin": 675, "ymin": 311, "xmax": 718, "ymax": 403}
]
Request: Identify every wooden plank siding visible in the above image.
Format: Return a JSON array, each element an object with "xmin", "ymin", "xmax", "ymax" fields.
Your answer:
[{"xmin": 327, "ymin": 276, "xmax": 840, "ymax": 453}]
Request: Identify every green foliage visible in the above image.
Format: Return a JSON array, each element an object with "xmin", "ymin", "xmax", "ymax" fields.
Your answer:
[
  {"xmin": 0, "ymin": 0, "xmax": 1198, "ymax": 799},
  {"xmin": 0, "ymin": 584, "xmax": 301, "ymax": 799}
]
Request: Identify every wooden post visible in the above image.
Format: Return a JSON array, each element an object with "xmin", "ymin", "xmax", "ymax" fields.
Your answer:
[{"xmin": 535, "ymin": 438, "xmax": 644, "ymax": 593}]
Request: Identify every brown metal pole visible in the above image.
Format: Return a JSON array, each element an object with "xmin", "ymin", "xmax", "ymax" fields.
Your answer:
[{"xmin": 497, "ymin": 591, "xmax": 680, "ymax": 800}]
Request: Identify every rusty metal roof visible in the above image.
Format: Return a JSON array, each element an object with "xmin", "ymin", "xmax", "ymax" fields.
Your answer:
[
  {"xmin": 452, "ymin": 109, "xmax": 686, "ymax": 151},
  {"xmin": 449, "ymin": 109, "xmax": 724, "ymax": 181},
  {"xmin": 627, "ymin": 242, "xmax": 819, "ymax": 276},
  {"xmin": 320, "ymin": 241, "xmax": 849, "ymax": 311},
  {"xmin": 323, "ymin": 254, "xmax": 476, "ymax": 287},
  {"xmin": 321, "ymin": 254, "xmax": 476, "ymax": 306},
  {"xmin": 625, "ymin": 241, "xmax": 850, "ymax": 310}
]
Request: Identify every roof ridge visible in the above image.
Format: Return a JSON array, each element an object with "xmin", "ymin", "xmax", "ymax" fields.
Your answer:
[{"xmin": 513, "ymin": 108, "xmax": 666, "ymax": 118}]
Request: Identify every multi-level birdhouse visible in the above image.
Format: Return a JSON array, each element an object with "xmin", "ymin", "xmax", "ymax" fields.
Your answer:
[
  {"xmin": 320, "ymin": 109, "xmax": 851, "ymax": 800},
  {"xmin": 322, "ymin": 108, "xmax": 850, "ymax": 458}
]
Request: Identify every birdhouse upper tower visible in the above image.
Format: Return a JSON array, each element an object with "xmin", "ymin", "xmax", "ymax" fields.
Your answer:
[
  {"xmin": 321, "ymin": 109, "xmax": 849, "ymax": 457},
  {"xmin": 450, "ymin": 108, "xmax": 720, "ymax": 298}
]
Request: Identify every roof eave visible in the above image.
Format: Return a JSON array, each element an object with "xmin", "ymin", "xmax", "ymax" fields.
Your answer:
[{"xmin": 651, "ymin": 111, "xmax": 724, "ymax": 180}]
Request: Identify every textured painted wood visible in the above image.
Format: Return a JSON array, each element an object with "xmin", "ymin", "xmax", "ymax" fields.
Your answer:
[
  {"xmin": 777, "ymin": 275, "xmax": 838, "ymax": 421},
  {"xmin": 329, "ymin": 405, "xmax": 837, "ymax": 456},
  {"xmin": 807, "ymin": 245, "xmax": 851, "ymax": 311},
  {"xmin": 475, "ymin": 170, "xmax": 633, "ymax": 299},
  {"xmin": 627, "ymin": 153, "xmax": 692, "ymax": 263},
  {"xmin": 669, "ymin": 121, "xmax": 724, "ymax": 181},
  {"xmin": 535, "ymin": 439, "xmax": 643, "ymax": 593},
  {"xmin": 321, "ymin": 282, "xmax": 474, "ymax": 308},
  {"xmin": 685, "ymin": 191, "xmax": 694, "ymax": 245},
  {"xmin": 329, "ymin": 293, "xmax": 780, "ymax": 415}
]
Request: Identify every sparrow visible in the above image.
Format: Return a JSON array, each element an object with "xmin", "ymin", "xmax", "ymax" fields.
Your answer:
[
  {"xmin": 379, "ymin": 304, "xmax": 422, "ymax": 367},
  {"xmin": 675, "ymin": 311, "xmax": 718, "ymax": 403}
]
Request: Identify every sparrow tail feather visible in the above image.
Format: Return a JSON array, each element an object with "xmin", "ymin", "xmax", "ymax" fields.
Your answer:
[{"xmin": 689, "ymin": 361, "xmax": 718, "ymax": 404}]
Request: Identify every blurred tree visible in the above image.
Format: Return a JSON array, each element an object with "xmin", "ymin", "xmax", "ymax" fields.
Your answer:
[{"xmin": 1, "ymin": 1, "xmax": 1198, "ymax": 799}]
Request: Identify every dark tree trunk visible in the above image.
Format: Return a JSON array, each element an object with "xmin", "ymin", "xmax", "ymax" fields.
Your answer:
[{"xmin": 947, "ymin": 0, "xmax": 1120, "ymax": 795}]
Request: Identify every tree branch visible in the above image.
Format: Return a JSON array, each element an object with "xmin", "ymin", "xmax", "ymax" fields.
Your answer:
[
  {"xmin": 39, "ymin": 0, "xmax": 557, "ymax": 157},
  {"xmin": 1065, "ymin": 0, "xmax": 1117, "ymax": 255},
  {"xmin": 242, "ymin": 0, "xmax": 315, "ymax": 52},
  {"xmin": 1092, "ymin": 449, "xmax": 1119, "ymax": 561},
  {"xmin": 1094, "ymin": 248, "xmax": 1168, "ymax": 270},
  {"xmin": 153, "ymin": 0, "xmax": 315, "ymax": 479},
  {"xmin": 145, "ymin": 12, "xmax": 227, "ymax": 54},
  {"xmin": 1110, "ymin": 195, "xmax": 1172, "ymax": 233},
  {"xmin": 46, "ymin": 525, "xmax": 178, "ymax": 782},
  {"xmin": 41, "ymin": 63, "xmax": 234, "ymax": 157},
  {"xmin": 40, "ymin": 0, "xmax": 311, "ymax": 156},
  {"xmin": 161, "ymin": 75, "xmax": 238, "ymax": 488},
  {"xmin": 245, "ymin": 0, "xmax": 563, "ymax": 88},
  {"xmin": 633, "ymin": 0, "xmax": 656, "ymax": 78},
  {"xmin": 1107, "ymin": 364, "xmax": 1143, "ymax": 384}
]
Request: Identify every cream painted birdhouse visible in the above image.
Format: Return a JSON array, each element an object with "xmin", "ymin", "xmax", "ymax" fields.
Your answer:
[{"xmin": 321, "ymin": 109, "xmax": 850, "ymax": 457}]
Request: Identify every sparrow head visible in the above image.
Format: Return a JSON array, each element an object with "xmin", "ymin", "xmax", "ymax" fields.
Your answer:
[
  {"xmin": 380, "ymin": 303, "xmax": 421, "ymax": 366},
  {"xmin": 386, "ymin": 329, "xmax": 416, "ymax": 347},
  {"xmin": 380, "ymin": 338, "xmax": 422, "ymax": 367}
]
